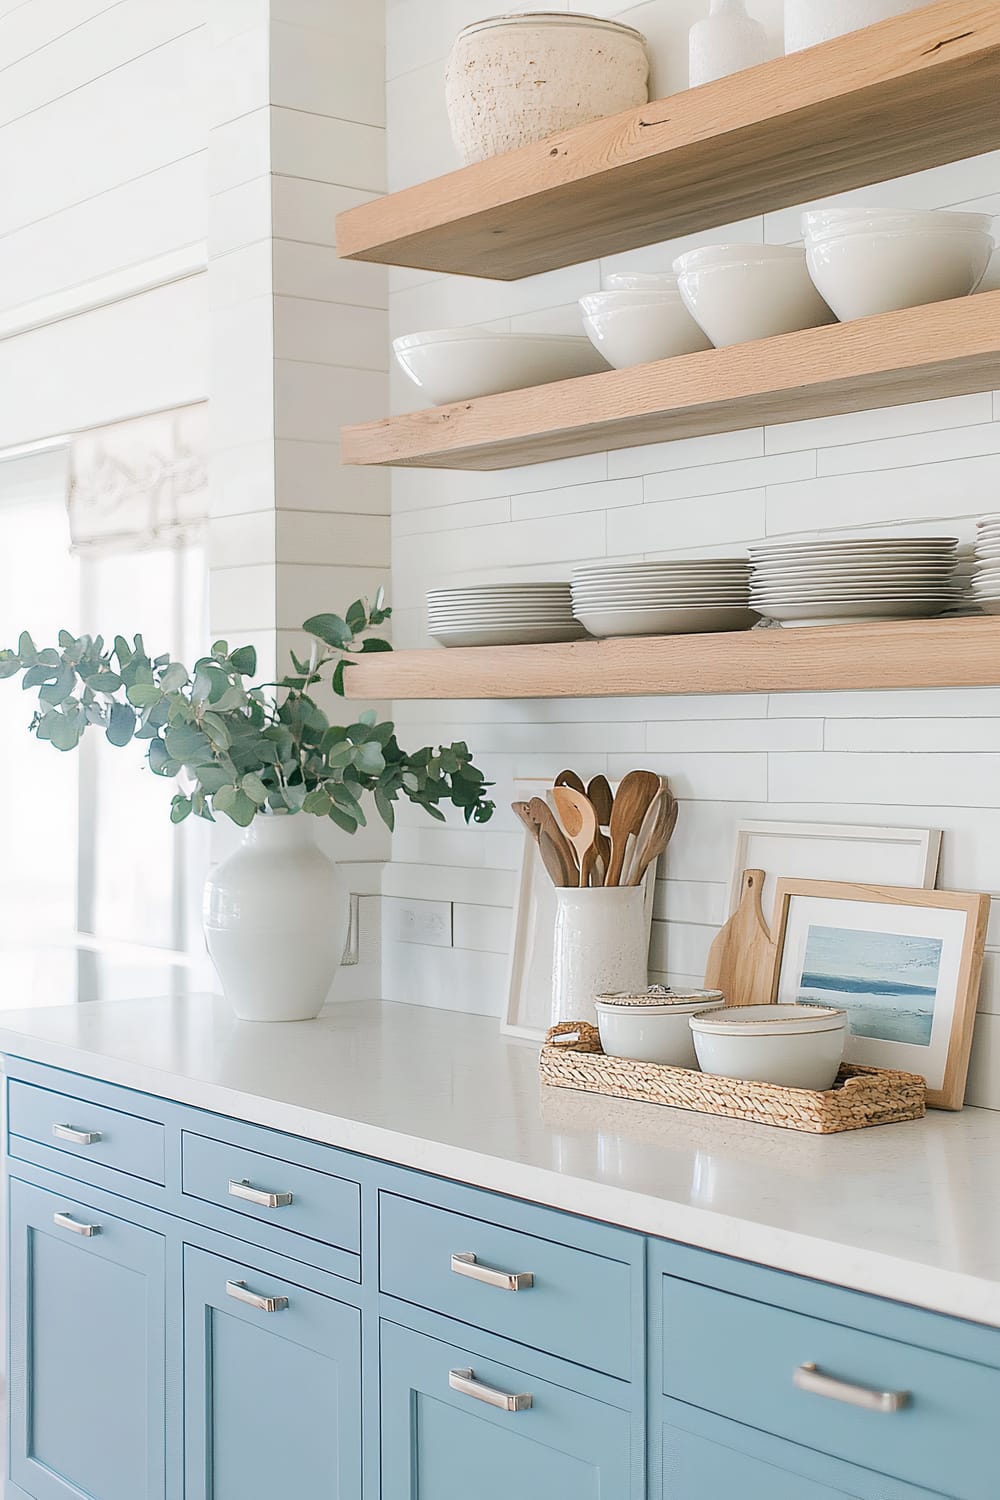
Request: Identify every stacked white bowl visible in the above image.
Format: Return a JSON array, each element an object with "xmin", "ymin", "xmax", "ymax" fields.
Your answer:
[
  {"xmin": 672, "ymin": 243, "xmax": 835, "ymax": 347},
  {"xmin": 802, "ymin": 207, "xmax": 995, "ymax": 322},
  {"xmin": 971, "ymin": 516, "xmax": 1000, "ymax": 615},
  {"xmin": 749, "ymin": 537, "xmax": 961, "ymax": 627},
  {"xmin": 579, "ymin": 273, "xmax": 711, "ymax": 369},
  {"xmin": 571, "ymin": 558, "xmax": 756, "ymax": 637},
  {"xmin": 394, "ymin": 328, "xmax": 607, "ymax": 406},
  {"xmin": 426, "ymin": 583, "xmax": 584, "ymax": 648}
]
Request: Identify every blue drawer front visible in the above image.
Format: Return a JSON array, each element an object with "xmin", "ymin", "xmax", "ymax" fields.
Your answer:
[
  {"xmin": 380, "ymin": 1190, "xmax": 632, "ymax": 1379},
  {"xmin": 8, "ymin": 1079, "xmax": 165, "ymax": 1185},
  {"xmin": 660, "ymin": 1273, "xmax": 1000, "ymax": 1500}
]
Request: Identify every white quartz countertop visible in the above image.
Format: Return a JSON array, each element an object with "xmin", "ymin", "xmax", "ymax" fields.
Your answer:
[{"xmin": 2, "ymin": 994, "xmax": 1000, "ymax": 1327}]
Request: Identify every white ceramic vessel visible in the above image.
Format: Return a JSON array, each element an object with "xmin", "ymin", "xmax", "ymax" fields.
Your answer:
[
  {"xmin": 579, "ymin": 291, "xmax": 712, "ymax": 367},
  {"xmin": 673, "ymin": 243, "xmax": 835, "ymax": 346},
  {"xmin": 784, "ymin": 0, "xmax": 934, "ymax": 53},
  {"xmin": 203, "ymin": 814, "xmax": 349, "ymax": 1023},
  {"xmin": 803, "ymin": 216, "xmax": 994, "ymax": 322},
  {"xmin": 595, "ymin": 989, "xmax": 725, "ymax": 1067},
  {"xmin": 689, "ymin": 0, "xmax": 771, "ymax": 86},
  {"xmin": 551, "ymin": 886, "xmax": 649, "ymax": 1026},
  {"xmin": 394, "ymin": 329, "xmax": 607, "ymax": 405},
  {"xmin": 575, "ymin": 604, "xmax": 757, "ymax": 637},
  {"xmin": 690, "ymin": 1003, "xmax": 847, "ymax": 1090},
  {"xmin": 445, "ymin": 12, "xmax": 649, "ymax": 165}
]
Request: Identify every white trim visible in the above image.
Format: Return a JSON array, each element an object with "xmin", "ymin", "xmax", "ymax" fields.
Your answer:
[{"xmin": 0, "ymin": 243, "xmax": 208, "ymax": 343}]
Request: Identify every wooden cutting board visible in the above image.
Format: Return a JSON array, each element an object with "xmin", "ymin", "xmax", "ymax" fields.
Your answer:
[{"xmin": 704, "ymin": 868, "xmax": 778, "ymax": 1007}]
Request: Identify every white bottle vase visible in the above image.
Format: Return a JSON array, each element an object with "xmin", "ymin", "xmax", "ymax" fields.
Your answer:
[
  {"xmin": 551, "ymin": 886, "xmax": 649, "ymax": 1028},
  {"xmin": 689, "ymin": 0, "xmax": 772, "ymax": 87},
  {"xmin": 203, "ymin": 814, "xmax": 349, "ymax": 1022}
]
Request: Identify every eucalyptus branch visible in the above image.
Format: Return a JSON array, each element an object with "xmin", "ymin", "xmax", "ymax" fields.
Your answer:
[{"xmin": 0, "ymin": 590, "xmax": 495, "ymax": 833}]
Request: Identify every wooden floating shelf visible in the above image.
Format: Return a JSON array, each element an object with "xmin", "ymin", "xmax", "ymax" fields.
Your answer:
[
  {"xmin": 336, "ymin": 1, "xmax": 1000, "ymax": 281},
  {"xmin": 343, "ymin": 617, "xmax": 1000, "ymax": 701},
  {"xmin": 342, "ymin": 292, "xmax": 1000, "ymax": 472}
]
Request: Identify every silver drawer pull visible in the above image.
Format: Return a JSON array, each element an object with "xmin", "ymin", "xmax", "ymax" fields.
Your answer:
[
  {"xmin": 53, "ymin": 1123, "xmax": 102, "ymax": 1145},
  {"xmin": 225, "ymin": 1279, "xmax": 288, "ymax": 1313},
  {"xmin": 53, "ymin": 1212, "xmax": 100, "ymax": 1238},
  {"xmin": 228, "ymin": 1178, "xmax": 293, "ymax": 1209},
  {"xmin": 794, "ymin": 1362, "xmax": 910, "ymax": 1413},
  {"xmin": 449, "ymin": 1367, "xmax": 532, "ymax": 1412},
  {"xmin": 451, "ymin": 1251, "xmax": 533, "ymax": 1292}
]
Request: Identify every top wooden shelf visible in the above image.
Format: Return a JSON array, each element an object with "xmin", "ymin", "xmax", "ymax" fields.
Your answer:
[{"xmin": 336, "ymin": 1, "xmax": 1000, "ymax": 281}]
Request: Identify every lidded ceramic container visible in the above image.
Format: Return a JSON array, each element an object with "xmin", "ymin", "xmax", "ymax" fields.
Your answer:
[
  {"xmin": 690, "ymin": 1003, "xmax": 847, "ymax": 1091},
  {"xmin": 445, "ymin": 12, "xmax": 649, "ymax": 165},
  {"xmin": 595, "ymin": 986, "xmax": 725, "ymax": 1067}
]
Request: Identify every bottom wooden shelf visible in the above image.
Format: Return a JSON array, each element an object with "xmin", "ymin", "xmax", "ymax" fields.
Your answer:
[{"xmin": 342, "ymin": 615, "xmax": 1000, "ymax": 700}]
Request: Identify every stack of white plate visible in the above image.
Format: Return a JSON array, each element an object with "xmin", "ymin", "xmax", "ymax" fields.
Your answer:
[
  {"xmin": 427, "ymin": 583, "xmax": 584, "ymax": 647},
  {"xmin": 749, "ymin": 537, "xmax": 961, "ymax": 627},
  {"xmin": 971, "ymin": 516, "xmax": 1000, "ymax": 614},
  {"xmin": 570, "ymin": 559, "xmax": 756, "ymax": 637}
]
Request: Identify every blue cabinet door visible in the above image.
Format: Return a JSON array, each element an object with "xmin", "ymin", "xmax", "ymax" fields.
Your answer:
[
  {"xmin": 8, "ymin": 1176, "xmax": 166, "ymax": 1500},
  {"xmin": 380, "ymin": 1319, "xmax": 635, "ymax": 1499},
  {"xmin": 183, "ymin": 1244, "xmax": 361, "ymax": 1500}
]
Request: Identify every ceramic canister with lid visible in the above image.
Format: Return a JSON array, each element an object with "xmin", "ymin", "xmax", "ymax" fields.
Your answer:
[
  {"xmin": 444, "ymin": 12, "xmax": 649, "ymax": 165},
  {"xmin": 595, "ymin": 986, "xmax": 725, "ymax": 1067},
  {"xmin": 690, "ymin": 1003, "xmax": 847, "ymax": 1091}
]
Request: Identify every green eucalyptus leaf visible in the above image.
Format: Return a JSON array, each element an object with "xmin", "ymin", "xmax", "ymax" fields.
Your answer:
[
  {"xmin": 229, "ymin": 645, "xmax": 257, "ymax": 676},
  {"xmin": 170, "ymin": 795, "xmax": 192, "ymax": 823},
  {"xmin": 345, "ymin": 598, "xmax": 367, "ymax": 634},
  {"xmin": 303, "ymin": 788, "xmax": 332, "ymax": 815},
  {"xmin": 158, "ymin": 661, "xmax": 188, "ymax": 692},
  {"xmin": 107, "ymin": 702, "xmax": 136, "ymax": 747},
  {"xmin": 359, "ymin": 637, "xmax": 392, "ymax": 653},
  {"xmin": 164, "ymin": 723, "xmax": 213, "ymax": 766},
  {"xmin": 302, "ymin": 612, "xmax": 352, "ymax": 649},
  {"xmin": 126, "ymin": 683, "xmax": 162, "ymax": 708},
  {"xmin": 355, "ymin": 741, "xmax": 385, "ymax": 776},
  {"xmin": 17, "ymin": 631, "xmax": 38, "ymax": 665},
  {"xmin": 241, "ymin": 772, "xmax": 269, "ymax": 806},
  {"xmin": 221, "ymin": 789, "xmax": 257, "ymax": 827},
  {"xmin": 47, "ymin": 711, "xmax": 84, "ymax": 751},
  {"xmin": 86, "ymin": 671, "xmax": 122, "ymax": 693},
  {"xmin": 331, "ymin": 659, "xmax": 351, "ymax": 697},
  {"xmin": 213, "ymin": 784, "xmax": 238, "ymax": 813},
  {"xmin": 327, "ymin": 804, "xmax": 358, "ymax": 835},
  {"xmin": 374, "ymin": 787, "xmax": 395, "ymax": 831}
]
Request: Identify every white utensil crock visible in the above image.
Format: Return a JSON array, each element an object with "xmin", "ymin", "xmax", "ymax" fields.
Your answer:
[
  {"xmin": 445, "ymin": 13, "xmax": 649, "ymax": 166},
  {"xmin": 551, "ymin": 886, "xmax": 649, "ymax": 1026},
  {"xmin": 689, "ymin": 0, "xmax": 771, "ymax": 87},
  {"xmin": 203, "ymin": 813, "xmax": 349, "ymax": 1022},
  {"xmin": 784, "ymin": 0, "xmax": 933, "ymax": 53}
]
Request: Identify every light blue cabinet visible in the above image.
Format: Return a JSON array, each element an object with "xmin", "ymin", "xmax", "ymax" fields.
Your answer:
[
  {"xmin": 5, "ymin": 1054, "xmax": 1000, "ymax": 1500},
  {"xmin": 8, "ymin": 1176, "xmax": 166, "ymax": 1500},
  {"xmin": 183, "ymin": 1245, "xmax": 362, "ymax": 1500},
  {"xmin": 380, "ymin": 1319, "xmax": 633, "ymax": 1499}
]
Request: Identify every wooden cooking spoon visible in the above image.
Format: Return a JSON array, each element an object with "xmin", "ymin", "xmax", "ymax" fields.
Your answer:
[
  {"xmin": 586, "ymin": 774, "xmax": 614, "ymax": 829},
  {"xmin": 552, "ymin": 786, "xmax": 600, "ymax": 889},
  {"xmin": 511, "ymin": 800, "xmax": 575, "ymax": 887},
  {"xmin": 625, "ymin": 787, "xmax": 678, "ymax": 887},
  {"xmin": 554, "ymin": 768, "xmax": 586, "ymax": 795},
  {"xmin": 605, "ymin": 769, "xmax": 662, "ymax": 886}
]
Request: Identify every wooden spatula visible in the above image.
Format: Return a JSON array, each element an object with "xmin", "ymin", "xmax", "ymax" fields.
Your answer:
[
  {"xmin": 703, "ymin": 868, "xmax": 777, "ymax": 1007},
  {"xmin": 586, "ymin": 774, "xmax": 614, "ymax": 829},
  {"xmin": 554, "ymin": 768, "xmax": 586, "ymax": 794},
  {"xmin": 605, "ymin": 769, "xmax": 661, "ymax": 886},
  {"xmin": 552, "ymin": 786, "xmax": 600, "ymax": 889},
  {"xmin": 511, "ymin": 800, "xmax": 576, "ymax": 887},
  {"xmin": 623, "ymin": 786, "xmax": 678, "ymax": 886}
]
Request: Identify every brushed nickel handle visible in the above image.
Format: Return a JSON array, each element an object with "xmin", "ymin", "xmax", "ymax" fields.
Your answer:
[
  {"xmin": 449, "ymin": 1368, "xmax": 532, "ymax": 1412},
  {"xmin": 53, "ymin": 1123, "xmax": 102, "ymax": 1145},
  {"xmin": 225, "ymin": 1279, "xmax": 288, "ymax": 1313},
  {"xmin": 228, "ymin": 1178, "xmax": 293, "ymax": 1209},
  {"xmin": 53, "ymin": 1211, "xmax": 100, "ymax": 1237},
  {"xmin": 794, "ymin": 1362, "xmax": 910, "ymax": 1413},
  {"xmin": 451, "ymin": 1251, "xmax": 534, "ymax": 1291}
]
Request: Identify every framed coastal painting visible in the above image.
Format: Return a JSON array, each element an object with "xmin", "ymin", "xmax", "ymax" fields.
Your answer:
[
  {"xmin": 771, "ymin": 878, "xmax": 989, "ymax": 1109},
  {"xmin": 727, "ymin": 821, "xmax": 942, "ymax": 923}
]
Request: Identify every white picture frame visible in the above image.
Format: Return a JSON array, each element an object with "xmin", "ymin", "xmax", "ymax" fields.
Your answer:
[
  {"xmin": 501, "ymin": 778, "xmax": 659, "ymax": 1042},
  {"xmin": 727, "ymin": 820, "xmax": 941, "ymax": 927}
]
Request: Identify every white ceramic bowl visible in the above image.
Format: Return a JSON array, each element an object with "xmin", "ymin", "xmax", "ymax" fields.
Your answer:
[
  {"xmin": 393, "ymin": 329, "xmax": 608, "ymax": 405},
  {"xmin": 690, "ymin": 1003, "xmax": 846, "ymax": 1090},
  {"xmin": 595, "ymin": 989, "xmax": 724, "ymax": 1067},
  {"xmin": 604, "ymin": 272, "xmax": 682, "ymax": 292},
  {"xmin": 580, "ymin": 293, "xmax": 711, "ymax": 367},
  {"xmin": 673, "ymin": 245, "xmax": 836, "ymax": 347},
  {"xmin": 575, "ymin": 604, "xmax": 757, "ymax": 636},
  {"xmin": 805, "ymin": 228, "xmax": 994, "ymax": 322},
  {"xmin": 802, "ymin": 206, "xmax": 993, "ymax": 240}
]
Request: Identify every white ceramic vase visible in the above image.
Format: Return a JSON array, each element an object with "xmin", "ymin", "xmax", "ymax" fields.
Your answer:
[
  {"xmin": 784, "ymin": 0, "xmax": 934, "ymax": 53},
  {"xmin": 445, "ymin": 13, "xmax": 649, "ymax": 166},
  {"xmin": 203, "ymin": 814, "xmax": 349, "ymax": 1023},
  {"xmin": 551, "ymin": 886, "xmax": 649, "ymax": 1027},
  {"xmin": 689, "ymin": 0, "xmax": 772, "ymax": 87}
]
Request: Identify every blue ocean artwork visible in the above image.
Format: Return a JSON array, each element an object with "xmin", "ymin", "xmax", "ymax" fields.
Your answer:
[{"xmin": 797, "ymin": 923, "xmax": 942, "ymax": 1046}]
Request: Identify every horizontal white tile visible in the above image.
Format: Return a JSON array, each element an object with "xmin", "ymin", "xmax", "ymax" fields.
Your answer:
[
  {"xmin": 826, "ymin": 719, "xmax": 1000, "ymax": 753},
  {"xmin": 644, "ymin": 451, "xmax": 814, "ymax": 502},
  {"xmin": 271, "ymin": 21, "xmax": 385, "ymax": 127},
  {"xmin": 273, "ymin": 177, "xmax": 375, "ymax": 248},
  {"xmin": 607, "ymin": 751, "xmax": 768, "ymax": 802},
  {"xmin": 452, "ymin": 902, "xmax": 513, "ymax": 955},
  {"xmin": 511, "ymin": 476, "xmax": 642, "ymax": 522},
  {"xmin": 270, "ymin": 106, "xmax": 386, "ymax": 193},
  {"xmin": 209, "ymin": 511, "xmax": 276, "ymax": 570},
  {"xmin": 274, "ymin": 563, "xmax": 388, "ymax": 628},
  {"xmin": 648, "ymin": 919, "xmax": 714, "ymax": 979},
  {"xmin": 381, "ymin": 939, "xmax": 505, "ymax": 1016},
  {"xmin": 209, "ymin": 563, "xmax": 277, "ymax": 635},
  {"xmin": 647, "ymin": 719, "xmax": 823, "ymax": 752},
  {"xmin": 768, "ymin": 688, "xmax": 1000, "ymax": 719},
  {"xmin": 277, "ymin": 510, "xmax": 390, "ymax": 567},
  {"xmin": 765, "ymin": 456, "xmax": 1000, "ymax": 535},
  {"xmin": 818, "ymin": 421, "xmax": 1000, "ymax": 477},
  {"xmin": 394, "ymin": 495, "xmax": 511, "ymax": 537},
  {"xmin": 607, "ymin": 488, "xmax": 767, "ymax": 554},
  {"xmin": 273, "ymin": 359, "xmax": 387, "ymax": 438},
  {"xmin": 651, "ymin": 879, "xmax": 727, "ymax": 927},
  {"xmin": 391, "ymin": 452, "xmax": 607, "ymax": 513},
  {"xmin": 275, "ymin": 439, "xmax": 389, "ymax": 515},
  {"xmin": 770, "ymin": 753, "xmax": 1000, "ymax": 809},
  {"xmin": 402, "ymin": 509, "xmax": 606, "ymax": 577},
  {"xmin": 608, "ymin": 426, "xmax": 764, "ymax": 480},
  {"xmin": 273, "ymin": 237, "xmax": 387, "ymax": 309},
  {"xmin": 382, "ymin": 860, "xmax": 517, "ymax": 908},
  {"xmin": 273, "ymin": 296, "xmax": 387, "ymax": 369}
]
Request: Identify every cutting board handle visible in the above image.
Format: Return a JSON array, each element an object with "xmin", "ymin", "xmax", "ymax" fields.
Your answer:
[{"xmin": 704, "ymin": 868, "xmax": 778, "ymax": 1007}]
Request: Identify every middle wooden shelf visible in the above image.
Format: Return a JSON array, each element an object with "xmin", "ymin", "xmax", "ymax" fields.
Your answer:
[{"xmin": 341, "ymin": 291, "xmax": 1000, "ymax": 472}]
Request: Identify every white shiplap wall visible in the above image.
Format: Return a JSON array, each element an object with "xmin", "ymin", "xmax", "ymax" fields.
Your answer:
[{"xmin": 382, "ymin": 0, "xmax": 1000, "ymax": 1108}]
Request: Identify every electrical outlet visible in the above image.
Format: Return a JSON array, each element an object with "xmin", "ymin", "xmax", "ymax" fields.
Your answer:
[{"xmin": 390, "ymin": 898, "xmax": 453, "ymax": 948}]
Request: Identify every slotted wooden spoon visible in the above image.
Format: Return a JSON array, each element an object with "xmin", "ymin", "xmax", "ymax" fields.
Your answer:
[
  {"xmin": 552, "ymin": 786, "xmax": 600, "ymax": 889},
  {"xmin": 605, "ymin": 770, "xmax": 662, "ymax": 886}
]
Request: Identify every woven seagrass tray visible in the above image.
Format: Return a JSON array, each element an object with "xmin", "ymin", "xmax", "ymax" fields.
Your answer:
[{"xmin": 540, "ymin": 1021, "xmax": 926, "ymax": 1134}]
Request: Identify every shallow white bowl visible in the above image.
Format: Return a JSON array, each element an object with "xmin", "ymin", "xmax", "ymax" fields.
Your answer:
[
  {"xmin": 673, "ymin": 243, "xmax": 806, "ymax": 272},
  {"xmin": 575, "ymin": 605, "xmax": 757, "ymax": 637},
  {"xmin": 753, "ymin": 599, "xmax": 950, "ymax": 624},
  {"xmin": 603, "ymin": 271, "xmax": 682, "ymax": 292},
  {"xmin": 803, "ymin": 207, "xmax": 993, "ymax": 240},
  {"xmin": 432, "ymin": 622, "xmax": 587, "ymax": 647},
  {"xmin": 393, "ymin": 330, "xmax": 607, "ymax": 404},
  {"xmin": 805, "ymin": 227, "xmax": 994, "ymax": 322},
  {"xmin": 690, "ymin": 1003, "xmax": 846, "ymax": 1091},
  {"xmin": 673, "ymin": 247, "xmax": 836, "ymax": 347},
  {"xmin": 595, "ymin": 991, "xmax": 724, "ymax": 1067},
  {"xmin": 580, "ymin": 297, "xmax": 711, "ymax": 368}
]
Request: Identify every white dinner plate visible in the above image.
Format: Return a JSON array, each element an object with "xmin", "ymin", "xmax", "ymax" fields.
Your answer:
[
  {"xmin": 575, "ymin": 605, "xmax": 758, "ymax": 637},
  {"xmin": 754, "ymin": 600, "xmax": 951, "ymax": 624},
  {"xmin": 432, "ymin": 623, "xmax": 587, "ymax": 647}
]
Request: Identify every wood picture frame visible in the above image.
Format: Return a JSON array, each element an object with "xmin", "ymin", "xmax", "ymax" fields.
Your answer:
[{"xmin": 769, "ymin": 879, "xmax": 989, "ymax": 1110}]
